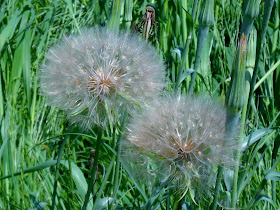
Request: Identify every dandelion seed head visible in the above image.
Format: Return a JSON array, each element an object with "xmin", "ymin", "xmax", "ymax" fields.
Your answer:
[
  {"xmin": 40, "ymin": 27, "xmax": 166, "ymax": 129},
  {"xmin": 124, "ymin": 94, "xmax": 239, "ymax": 194}
]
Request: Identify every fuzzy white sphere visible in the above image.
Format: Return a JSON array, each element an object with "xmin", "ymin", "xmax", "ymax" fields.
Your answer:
[
  {"xmin": 40, "ymin": 27, "xmax": 166, "ymax": 129},
  {"xmin": 124, "ymin": 94, "xmax": 238, "ymax": 190}
]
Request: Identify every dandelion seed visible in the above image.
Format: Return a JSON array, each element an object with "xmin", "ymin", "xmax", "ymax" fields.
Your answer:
[
  {"xmin": 40, "ymin": 27, "xmax": 166, "ymax": 129},
  {"xmin": 123, "ymin": 94, "xmax": 239, "ymax": 194}
]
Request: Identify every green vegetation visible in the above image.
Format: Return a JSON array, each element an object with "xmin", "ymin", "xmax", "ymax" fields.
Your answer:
[{"xmin": 0, "ymin": 0, "xmax": 280, "ymax": 209}]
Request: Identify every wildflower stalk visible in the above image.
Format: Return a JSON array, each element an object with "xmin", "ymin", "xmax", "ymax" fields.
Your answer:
[
  {"xmin": 211, "ymin": 108, "xmax": 241, "ymax": 210},
  {"xmin": 91, "ymin": 128, "xmax": 116, "ymax": 209},
  {"xmin": 113, "ymin": 132, "xmax": 122, "ymax": 196},
  {"xmin": 211, "ymin": 166, "xmax": 223, "ymax": 210},
  {"xmin": 222, "ymin": 33, "xmax": 248, "ymax": 208},
  {"xmin": 175, "ymin": 0, "xmax": 199, "ymax": 90},
  {"xmin": 213, "ymin": 93, "xmax": 244, "ymax": 210},
  {"xmin": 123, "ymin": 0, "xmax": 133, "ymax": 31},
  {"xmin": 231, "ymin": 101, "xmax": 247, "ymax": 208},
  {"xmin": 93, "ymin": 155, "xmax": 116, "ymax": 209},
  {"xmin": 93, "ymin": 113, "xmax": 127, "ymax": 208},
  {"xmin": 246, "ymin": 0, "xmax": 274, "ymax": 118},
  {"xmin": 82, "ymin": 129, "xmax": 102, "ymax": 210},
  {"xmin": 66, "ymin": 141, "xmax": 75, "ymax": 204},
  {"xmin": 189, "ymin": 0, "xmax": 214, "ymax": 93},
  {"xmin": 51, "ymin": 128, "xmax": 71, "ymax": 209},
  {"xmin": 230, "ymin": 30, "xmax": 257, "ymax": 208},
  {"xmin": 113, "ymin": 111, "xmax": 128, "ymax": 198}
]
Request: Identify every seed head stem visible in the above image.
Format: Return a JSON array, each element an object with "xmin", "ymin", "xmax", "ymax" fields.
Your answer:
[
  {"xmin": 82, "ymin": 129, "xmax": 102, "ymax": 210},
  {"xmin": 51, "ymin": 127, "xmax": 71, "ymax": 210},
  {"xmin": 210, "ymin": 166, "xmax": 223, "ymax": 210}
]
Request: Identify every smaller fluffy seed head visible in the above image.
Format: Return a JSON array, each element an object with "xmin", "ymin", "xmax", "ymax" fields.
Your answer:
[
  {"xmin": 125, "ymin": 94, "xmax": 238, "ymax": 190},
  {"xmin": 40, "ymin": 27, "xmax": 166, "ymax": 129}
]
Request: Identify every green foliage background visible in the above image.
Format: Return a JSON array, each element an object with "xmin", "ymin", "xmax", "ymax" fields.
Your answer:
[{"xmin": 0, "ymin": 0, "xmax": 280, "ymax": 209}]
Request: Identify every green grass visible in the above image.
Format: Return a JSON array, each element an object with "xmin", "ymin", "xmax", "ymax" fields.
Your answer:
[{"xmin": 0, "ymin": 0, "xmax": 280, "ymax": 209}]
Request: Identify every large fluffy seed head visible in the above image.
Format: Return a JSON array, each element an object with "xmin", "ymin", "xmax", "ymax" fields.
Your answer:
[
  {"xmin": 40, "ymin": 27, "xmax": 166, "ymax": 129},
  {"xmin": 126, "ymin": 94, "xmax": 238, "ymax": 186}
]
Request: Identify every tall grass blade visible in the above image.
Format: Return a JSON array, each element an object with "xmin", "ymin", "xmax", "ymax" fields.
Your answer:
[{"xmin": 0, "ymin": 10, "xmax": 20, "ymax": 51}]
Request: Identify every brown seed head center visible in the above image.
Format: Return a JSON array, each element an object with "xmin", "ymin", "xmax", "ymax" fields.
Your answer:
[
  {"xmin": 87, "ymin": 68, "xmax": 123, "ymax": 96},
  {"xmin": 168, "ymin": 135, "xmax": 197, "ymax": 159},
  {"xmin": 88, "ymin": 74, "xmax": 116, "ymax": 96}
]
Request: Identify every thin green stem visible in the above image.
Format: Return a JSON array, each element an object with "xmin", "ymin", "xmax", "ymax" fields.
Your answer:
[
  {"xmin": 211, "ymin": 167, "xmax": 223, "ymax": 210},
  {"xmin": 231, "ymin": 102, "xmax": 247, "ymax": 208},
  {"xmin": 113, "ymin": 111, "xmax": 128, "ymax": 198},
  {"xmin": 51, "ymin": 131, "xmax": 70, "ymax": 209},
  {"xmin": 231, "ymin": 30, "xmax": 256, "ymax": 208},
  {"xmin": 82, "ymin": 129, "xmax": 103, "ymax": 210},
  {"xmin": 113, "ymin": 133, "xmax": 122, "ymax": 196},
  {"xmin": 66, "ymin": 142, "xmax": 74, "ymax": 207},
  {"xmin": 92, "ymin": 155, "xmax": 116, "ymax": 209}
]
